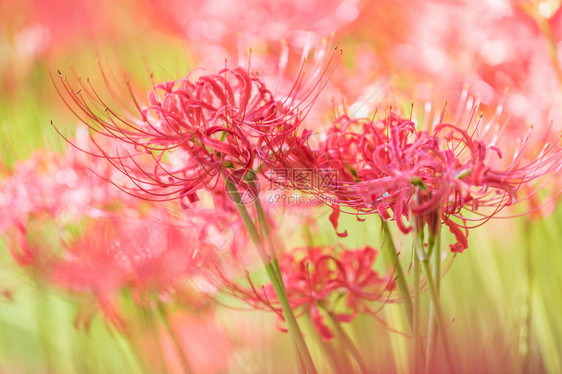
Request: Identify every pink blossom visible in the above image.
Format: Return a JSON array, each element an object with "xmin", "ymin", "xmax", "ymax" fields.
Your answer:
[
  {"xmin": 0, "ymin": 144, "xmax": 137, "ymax": 265},
  {"xmin": 138, "ymin": 0, "xmax": 360, "ymax": 49},
  {"xmin": 50, "ymin": 207, "xmax": 237, "ymax": 328},
  {"xmin": 391, "ymin": 0, "xmax": 562, "ymax": 131},
  {"xmin": 158, "ymin": 313, "xmax": 233, "ymax": 374}
]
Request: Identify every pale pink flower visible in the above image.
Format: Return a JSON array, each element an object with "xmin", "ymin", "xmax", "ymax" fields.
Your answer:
[
  {"xmin": 138, "ymin": 0, "xmax": 360, "ymax": 49},
  {"xmin": 392, "ymin": 0, "xmax": 562, "ymax": 130},
  {"xmin": 0, "ymin": 143, "xmax": 136, "ymax": 265},
  {"xmin": 51, "ymin": 206, "xmax": 238, "ymax": 328},
  {"xmin": 158, "ymin": 312, "xmax": 233, "ymax": 374}
]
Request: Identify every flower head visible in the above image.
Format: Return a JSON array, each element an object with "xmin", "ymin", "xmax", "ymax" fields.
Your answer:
[
  {"xmin": 278, "ymin": 101, "xmax": 561, "ymax": 252},
  {"xmin": 54, "ymin": 58, "xmax": 337, "ymax": 207},
  {"xmin": 220, "ymin": 245, "xmax": 393, "ymax": 340}
]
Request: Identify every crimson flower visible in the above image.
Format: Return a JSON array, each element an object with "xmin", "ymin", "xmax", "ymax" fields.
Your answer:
[
  {"xmin": 220, "ymin": 246, "xmax": 393, "ymax": 340},
  {"xmin": 277, "ymin": 107, "xmax": 561, "ymax": 252},
  {"xmin": 54, "ymin": 62, "xmax": 335, "ymax": 207}
]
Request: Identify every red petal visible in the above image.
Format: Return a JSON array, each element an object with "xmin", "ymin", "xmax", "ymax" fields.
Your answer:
[{"xmin": 329, "ymin": 205, "xmax": 348, "ymax": 238}]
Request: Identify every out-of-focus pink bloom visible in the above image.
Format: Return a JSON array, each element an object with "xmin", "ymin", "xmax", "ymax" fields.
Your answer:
[
  {"xmin": 51, "ymin": 207, "xmax": 236, "ymax": 328},
  {"xmin": 389, "ymin": 0, "xmax": 562, "ymax": 130},
  {"xmin": 0, "ymin": 150, "xmax": 116, "ymax": 233},
  {"xmin": 0, "ymin": 0, "xmax": 113, "ymax": 55},
  {"xmin": 0, "ymin": 0, "xmax": 115, "ymax": 93},
  {"xmin": 158, "ymin": 312, "xmax": 233, "ymax": 374},
  {"xmin": 139, "ymin": 0, "xmax": 360, "ymax": 49},
  {"xmin": 221, "ymin": 246, "xmax": 393, "ymax": 340},
  {"xmin": 0, "ymin": 141, "xmax": 136, "ymax": 265}
]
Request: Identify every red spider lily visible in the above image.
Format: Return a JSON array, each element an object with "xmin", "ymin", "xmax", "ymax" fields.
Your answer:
[
  {"xmin": 277, "ymin": 103, "xmax": 561, "ymax": 252},
  {"xmin": 219, "ymin": 246, "xmax": 393, "ymax": 340},
  {"xmin": 54, "ymin": 57, "xmax": 337, "ymax": 207}
]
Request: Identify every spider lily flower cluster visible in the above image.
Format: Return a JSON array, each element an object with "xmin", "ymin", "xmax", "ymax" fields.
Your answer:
[
  {"xmin": 47, "ymin": 54, "xmax": 562, "ymax": 373},
  {"xmin": 53, "ymin": 56, "xmax": 349, "ymax": 373}
]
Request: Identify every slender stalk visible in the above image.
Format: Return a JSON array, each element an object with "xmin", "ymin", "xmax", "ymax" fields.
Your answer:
[
  {"xmin": 108, "ymin": 325, "xmax": 150, "ymax": 374},
  {"xmin": 34, "ymin": 283, "xmax": 54, "ymax": 372},
  {"xmin": 305, "ymin": 313, "xmax": 352, "ymax": 373},
  {"xmin": 225, "ymin": 177, "xmax": 317, "ymax": 374},
  {"xmin": 413, "ymin": 252, "xmax": 422, "ymax": 373},
  {"xmin": 425, "ymin": 233, "xmax": 441, "ymax": 373},
  {"xmin": 521, "ymin": 219, "xmax": 533, "ymax": 374},
  {"xmin": 420, "ymin": 260, "xmax": 457, "ymax": 374},
  {"xmin": 264, "ymin": 260, "xmax": 317, "ymax": 373},
  {"xmin": 412, "ymin": 212, "xmax": 427, "ymax": 373},
  {"xmin": 434, "ymin": 233, "xmax": 441, "ymax": 293},
  {"xmin": 252, "ymin": 191, "xmax": 286, "ymax": 292},
  {"xmin": 381, "ymin": 220, "xmax": 414, "ymax": 331},
  {"xmin": 326, "ymin": 310, "xmax": 370, "ymax": 374},
  {"xmin": 105, "ymin": 291, "xmax": 150, "ymax": 374},
  {"xmin": 142, "ymin": 308, "xmax": 169, "ymax": 374},
  {"xmin": 158, "ymin": 307, "xmax": 194, "ymax": 374}
]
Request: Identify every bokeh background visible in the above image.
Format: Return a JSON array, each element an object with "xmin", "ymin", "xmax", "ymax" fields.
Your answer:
[{"xmin": 1, "ymin": 0, "xmax": 561, "ymax": 373}]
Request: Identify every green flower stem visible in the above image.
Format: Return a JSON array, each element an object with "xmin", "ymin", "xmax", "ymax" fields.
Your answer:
[
  {"xmin": 420, "ymin": 259, "xmax": 456, "ymax": 374},
  {"xmin": 158, "ymin": 306, "xmax": 194, "ymax": 374},
  {"xmin": 305, "ymin": 313, "xmax": 351, "ymax": 373},
  {"xmin": 109, "ymin": 325, "xmax": 150, "ymax": 374},
  {"xmin": 142, "ymin": 308, "xmax": 169, "ymax": 374},
  {"xmin": 326, "ymin": 310, "xmax": 370, "ymax": 374},
  {"xmin": 381, "ymin": 220, "xmax": 414, "ymax": 331},
  {"xmin": 242, "ymin": 172, "xmax": 285, "ymax": 289},
  {"xmin": 413, "ymin": 252, "xmax": 423, "ymax": 373},
  {"xmin": 225, "ymin": 178, "xmax": 318, "ymax": 374},
  {"xmin": 521, "ymin": 219, "xmax": 534, "ymax": 374},
  {"xmin": 224, "ymin": 178, "xmax": 263, "ymax": 251},
  {"xmin": 413, "ymin": 213, "xmax": 427, "ymax": 373},
  {"xmin": 252, "ymin": 189, "xmax": 286, "ymax": 291},
  {"xmin": 425, "ymin": 232, "xmax": 441, "ymax": 374},
  {"xmin": 263, "ymin": 262, "xmax": 318, "ymax": 373}
]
